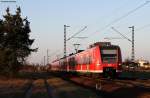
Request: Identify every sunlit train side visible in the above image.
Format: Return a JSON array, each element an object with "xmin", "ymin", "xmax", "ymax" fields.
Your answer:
[{"xmin": 50, "ymin": 42, "xmax": 122, "ymax": 78}]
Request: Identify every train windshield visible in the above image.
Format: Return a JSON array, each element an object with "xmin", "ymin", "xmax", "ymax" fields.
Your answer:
[{"xmin": 101, "ymin": 47, "xmax": 118, "ymax": 63}]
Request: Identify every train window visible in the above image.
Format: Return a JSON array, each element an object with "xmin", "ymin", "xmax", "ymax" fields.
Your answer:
[
  {"xmin": 77, "ymin": 56, "xmax": 83, "ymax": 65},
  {"xmin": 63, "ymin": 61, "xmax": 67, "ymax": 66},
  {"xmin": 77, "ymin": 55, "xmax": 92, "ymax": 65},
  {"xmin": 69, "ymin": 57, "xmax": 76, "ymax": 66},
  {"xmin": 101, "ymin": 50, "xmax": 117, "ymax": 54},
  {"xmin": 82, "ymin": 56, "xmax": 92, "ymax": 65},
  {"xmin": 60, "ymin": 60, "xmax": 67, "ymax": 66},
  {"xmin": 101, "ymin": 48, "xmax": 117, "ymax": 63},
  {"xmin": 83, "ymin": 56, "xmax": 88, "ymax": 64}
]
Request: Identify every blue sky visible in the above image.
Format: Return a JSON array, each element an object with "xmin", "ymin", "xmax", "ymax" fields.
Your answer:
[{"xmin": 0, "ymin": 0, "xmax": 150, "ymax": 64}]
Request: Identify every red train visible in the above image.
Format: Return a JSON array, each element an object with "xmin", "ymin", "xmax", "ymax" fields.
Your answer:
[{"xmin": 50, "ymin": 42, "xmax": 122, "ymax": 78}]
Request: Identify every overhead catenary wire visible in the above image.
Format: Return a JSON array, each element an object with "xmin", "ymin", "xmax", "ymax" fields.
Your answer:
[
  {"xmin": 0, "ymin": 0, "xmax": 16, "ymax": 3},
  {"xmin": 121, "ymin": 23, "xmax": 150, "ymax": 36},
  {"xmin": 75, "ymin": 1, "xmax": 150, "ymax": 50},
  {"xmin": 111, "ymin": 27, "xmax": 132, "ymax": 42},
  {"xmin": 104, "ymin": 37, "xmax": 123, "ymax": 40},
  {"xmin": 105, "ymin": 23, "xmax": 150, "ymax": 42},
  {"xmin": 52, "ymin": 1, "xmax": 132, "ymax": 60},
  {"xmin": 48, "ymin": 49, "xmax": 63, "ymax": 61},
  {"xmin": 52, "ymin": 26, "xmax": 87, "ymax": 60},
  {"xmin": 53, "ymin": 1, "xmax": 150, "ymax": 62},
  {"xmin": 86, "ymin": 1, "xmax": 150, "ymax": 39},
  {"xmin": 67, "ymin": 26, "xmax": 87, "ymax": 41},
  {"xmin": 82, "ymin": 0, "xmax": 132, "ymax": 31},
  {"xmin": 136, "ymin": 24, "xmax": 150, "ymax": 31},
  {"xmin": 66, "ymin": 26, "xmax": 87, "ymax": 55}
]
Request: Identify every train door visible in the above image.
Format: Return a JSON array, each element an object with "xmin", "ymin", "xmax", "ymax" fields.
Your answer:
[{"xmin": 68, "ymin": 56, "xmax": 76, "ymax": 72}]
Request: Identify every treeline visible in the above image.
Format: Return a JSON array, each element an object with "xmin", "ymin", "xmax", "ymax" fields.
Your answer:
[{"xmin": 0, "ymin": 7, "xmax": 37, "ymax": 76}]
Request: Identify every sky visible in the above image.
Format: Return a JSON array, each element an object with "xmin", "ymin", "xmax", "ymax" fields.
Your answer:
[{"xmin": 0, "ymin": 0, "xmax": 150, "ymax": 64}]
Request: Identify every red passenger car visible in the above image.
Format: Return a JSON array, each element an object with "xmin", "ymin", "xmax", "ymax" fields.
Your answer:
[{"xmin": 50, "ymin": 42, "xmax": 122, "ymax": 78}]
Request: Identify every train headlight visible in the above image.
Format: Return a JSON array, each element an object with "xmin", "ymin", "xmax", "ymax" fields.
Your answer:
[{"xmin": 97, "ymin": 63, "xmax": 100, "ymax": 66}]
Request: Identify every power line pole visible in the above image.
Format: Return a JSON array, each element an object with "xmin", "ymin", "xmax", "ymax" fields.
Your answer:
[
  {"xmin": 64, "ymin": 25, "xmax": 87, "ymax": 58},
  {"xmin": 44, "ymin": 56, "xmax": 45, "ymax": 66},
  {"xmin": 111, "ymin": 27, "xmax": 135, "ymax": 62},
  {"xmin": 129, "ymin": 26, "xmax": 135, "ymax": 62},
  {"xmin": 64, "ymin": 25, "xmax": 70, "ymax": 57},
  {"xmin": 47, "ymin": 49, "xmax": 49, "ymax": 65}
]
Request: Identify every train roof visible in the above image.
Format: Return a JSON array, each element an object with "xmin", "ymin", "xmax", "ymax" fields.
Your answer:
[
  {"xmin": 51, "ymin": 42, "xmax": 120, "ymax": 63},
  {"xmin": 89, "ymin": 41, "xmax": 120, "ymax": 48},
  {"xmin": 89, "ymin": 42, "xmax": 111, "ymax": 48}
]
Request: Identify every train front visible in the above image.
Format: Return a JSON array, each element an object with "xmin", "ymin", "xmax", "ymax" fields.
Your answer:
[{"xmin": 100, "ymin": 45, "xmax": 122, "ymax": 78}]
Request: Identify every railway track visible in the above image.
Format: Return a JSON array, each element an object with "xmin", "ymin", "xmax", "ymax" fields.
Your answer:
[
  {"xmin": 67, "ymin": 75, "xmax": 150, "ymax": 90},
  {"xmin": 22, "ymin": 72, "xmax": 101, "ymax": 98},
  {"xmin": 110, "ymin": 79, "xmax": 150, "ymax": 89},
  {"xmin": 17, "ymin": 72, "xmax": 149, "ymax": 98},
  {"xmin": 51, "ymin": 73, "xmax": 149, "ymax": 98},
  {"xmin": 22, "ymin": 73, "xmax": 57, "ymax": 98},
  {"xmin": 23, "ymin": 79, "xmax": 34, "ymax": 98}
]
